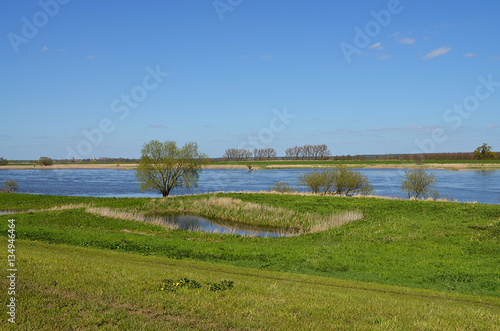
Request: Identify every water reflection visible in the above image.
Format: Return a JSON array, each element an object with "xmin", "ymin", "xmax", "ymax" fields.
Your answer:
[{"xmin": 162, "ymin": 214, "xmax": 289, "ymax": 237}]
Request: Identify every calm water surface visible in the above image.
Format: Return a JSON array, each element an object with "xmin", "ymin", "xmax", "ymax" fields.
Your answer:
[
  {"xmin": 163, "ymin": 214, "xmax": 287, "ymax": 237},
  {"xmin": 0, "ymin": 168, "xmax": 498, "ymax": 204}
]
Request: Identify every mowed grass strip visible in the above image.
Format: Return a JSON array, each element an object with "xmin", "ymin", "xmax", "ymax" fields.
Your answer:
[{"xmin": 2, "ymin": 239, "xmax": 499, "ymax": 330}]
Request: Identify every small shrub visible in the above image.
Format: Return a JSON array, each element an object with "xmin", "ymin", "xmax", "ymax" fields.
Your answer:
[
  {"xmin": 2, "ymin": 180, "xmax": 19, "ymax": 192},
  {"xmin": 298, "ymin": 167, "xmax": 373, "ymax": 196},
  {"xmin": 209, "ymin": 280, "xmax": 234, "ymax": 292},
  {"xmin": 400, "ymin": 169, "xmax": 437, "ymax": 199},
  {"xmin": 270, "ymin": 180, "xmax": 294, "ymax": 193},
  {"xmin": 297, "ymin": 170, "xmax": 325, "ymax": 194},
  {"xmin": 0, "ymin": 157, "xmax": 8, "ymax": 166}
]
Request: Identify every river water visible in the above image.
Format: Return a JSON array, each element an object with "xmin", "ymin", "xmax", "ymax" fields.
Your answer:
[{"xmin": 0, "ymin": 168, "xmax": 498, "ymax": 204}]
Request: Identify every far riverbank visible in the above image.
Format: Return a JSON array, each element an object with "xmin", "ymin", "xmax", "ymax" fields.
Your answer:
[{"xmin": 2, "ymin": 160, "xmax": 500, "ymax": 171}]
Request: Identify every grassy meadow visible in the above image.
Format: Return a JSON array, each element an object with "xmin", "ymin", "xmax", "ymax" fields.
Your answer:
[{"xmin": 1, "ymin": 192, "xmax": 499, "ymax": 329}]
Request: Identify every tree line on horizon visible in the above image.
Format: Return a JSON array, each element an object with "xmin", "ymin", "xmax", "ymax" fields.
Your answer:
[
  {"xmin": 223, "ymin": 145, "xmax": 331, "ymax": 161},
  {"xmin": 1, "ymin": 143, "xmax": 497, "ymax": 164}
]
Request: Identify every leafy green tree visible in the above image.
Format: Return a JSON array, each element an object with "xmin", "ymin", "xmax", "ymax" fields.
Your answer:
[
  {"xmin": 473, "ymin": 143, "xmax": 497, "ymax": 160},
  {"xmin": 0, "ymin": 157, "xmax": 8, "ymax": 166},
  {"xmin": 38, "ymin": 157, "xmax": 53, "ymax": 166},
  {"xmin": 2, "ymin": 180, "xmax": 19, "ymax": 192},
  {"xmin": 400, "ymin": 169, "xmax": 437, "ymax": 199},
  {"xmin": 136, "ymin": 140, "xmax": 208, "ymax": 197}
]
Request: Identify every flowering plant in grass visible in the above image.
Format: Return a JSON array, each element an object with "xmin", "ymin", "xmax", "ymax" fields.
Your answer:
[
  {"xmin": 158, "ymin": 278, "xmax": 201, "ymax": 292},
  {"xmin": 158, "ymin": 278, "xmax": 234, "ymax": 292}
]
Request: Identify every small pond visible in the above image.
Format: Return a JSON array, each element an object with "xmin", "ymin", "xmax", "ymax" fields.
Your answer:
[{"xmin": 162, "ymin": 214, "xmax": 290, "ymax": 238}]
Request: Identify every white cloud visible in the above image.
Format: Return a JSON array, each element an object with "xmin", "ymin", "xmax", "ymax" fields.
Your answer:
[
  {"xmin": 422, "ymin": 46, "xmax": 452, "ymax": 60},
  {"xmin": 42, "ymin": 46, "xmax": 49, "ymax": 51},
  {"xmin": 369, "ymin": 42, "xmax": 383, "ymax": 49},
  {"xmin": 491, "ymin": 55, "xmax": 500, "ymax": 61},
  {"xmin": 462, "ymin": 53, "xmax": 478, "ymax": 57},
  {"xmin": 86, "ymin": 56, "xmax": 96, "ymax": 60},
  {"xmin": 398, "ymin": 37, "xmax": 415, "ymax": 44}
]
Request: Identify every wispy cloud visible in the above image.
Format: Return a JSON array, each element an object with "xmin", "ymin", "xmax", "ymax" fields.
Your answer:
[
  {"xmin": 462, "ymin": 53, "xmax": 478, "ymax": 57},
  {"xmin": 369, "ymin": 42, "xmax": 383, "ymax": 50},
  {"xmin": 485, "ymin": 125, "xmax": 500, "ymax": 129},
  {"xmin": 393, "ymin": 32, "xmax": 415, "ymax": 45},
  {"xmin": 149, "ymin": 124, "xmax": 166, "ymax": 128},
  {"xmin": 260, "ymin": 54, "xmax": 274, "ymax": 61},
  {"xmin": 41, "ymin": 46, "xmax": 66, "ymax": 52},
  {"xmin": 30, "ymin": 136, "xmax": 52, "ymax": 139},
  {"xmin": 367, "ymin": 126, "xmax": 442, "ymax": 133},
  {"xmin": 491, "ymin": 55, "xmax": 500, "ymax": 61},
  {"xmin": 398, "ymin": 37, "xmax": 415, "ymax": 44},
  {"xmin": 376, "ymin": 54, "xmax": 392, "ymax": 60},
  {"xmin": 86, "ymin": 56, "xmax": 96, "ymax": 60},
  {"xmin": 324, "ymin": 129, "xmax": 357, "ymax": 135},
  {"xmin": 422, "ymin": 46, "xmax": 452, "ymax": 60}
]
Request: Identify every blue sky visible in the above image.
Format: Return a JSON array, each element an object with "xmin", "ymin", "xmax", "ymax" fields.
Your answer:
[{"xmin": 1, "ymin": 0, "xmax": 499, "ymax": 160}]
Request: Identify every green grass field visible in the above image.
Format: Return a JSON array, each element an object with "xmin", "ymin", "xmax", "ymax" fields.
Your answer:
[{"xmin": 1, "ymin": 192, "xmax": 499, "ymax": 329}]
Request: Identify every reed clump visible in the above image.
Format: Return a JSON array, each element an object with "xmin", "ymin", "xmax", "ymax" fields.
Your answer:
[
  {"xmin": 151, "ymin": 196, "xmax": 362, "ymax": 234},
  {"xmin": 85, "ymin": 206, "xmax": 178, "ymax": 230}
]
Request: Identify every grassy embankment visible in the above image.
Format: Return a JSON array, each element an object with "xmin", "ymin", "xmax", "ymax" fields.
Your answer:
[{"xmin": 1, "ymin": 193, "xmax": 499, "ymax": 329}]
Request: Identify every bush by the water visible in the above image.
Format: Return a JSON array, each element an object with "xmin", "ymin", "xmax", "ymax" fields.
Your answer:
[
  {"xmin": 270, "ymin": 180, "xmax": 295, "ymax": 193},
  {"xmin": 298, "ymin": 167, "xmax": 373, "ymax": 196}
]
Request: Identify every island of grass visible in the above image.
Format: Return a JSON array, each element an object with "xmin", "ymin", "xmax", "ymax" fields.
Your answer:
[{"xmin": 1, "ymin": 192, "xmax": 499, "ymax": 329}]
